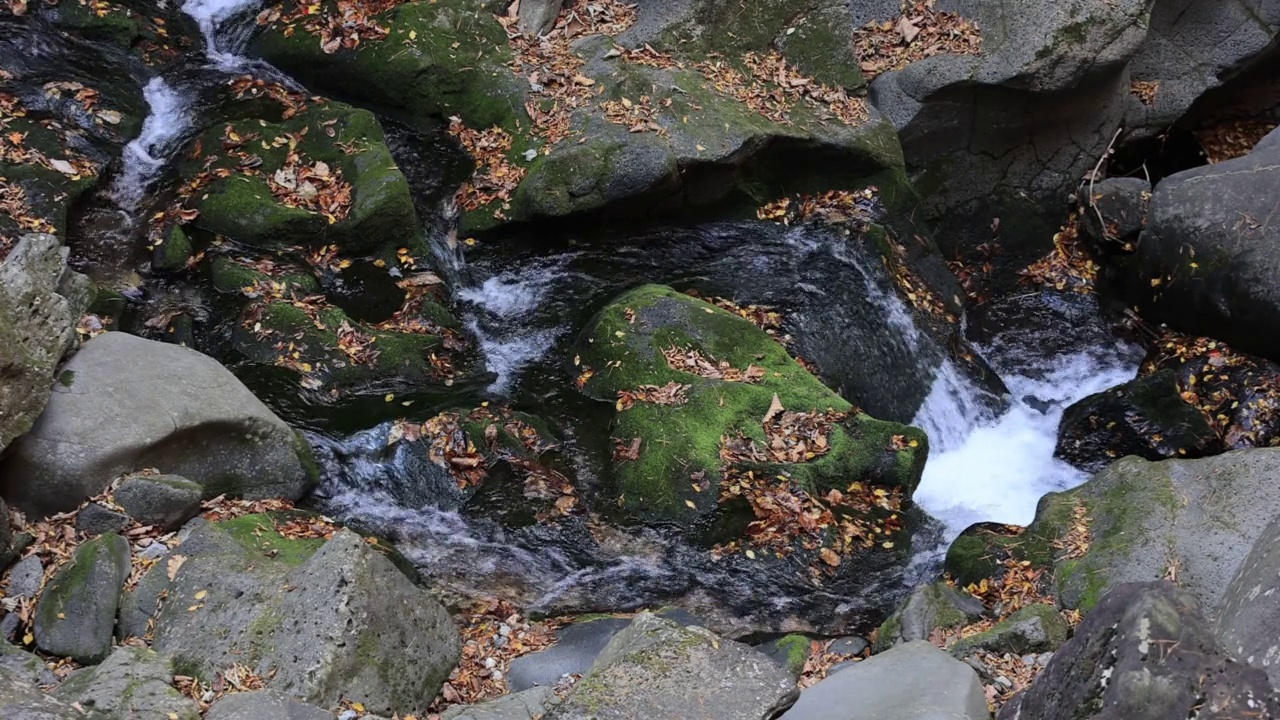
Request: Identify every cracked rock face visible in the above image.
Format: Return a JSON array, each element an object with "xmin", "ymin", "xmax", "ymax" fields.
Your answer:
[
  {"xmin": 1218, "ymin": 513, "xmax": 1280, "ymax": 690},
  {"xmin": 999, "ymin": 581, "xmax": 1280, "ymax": 720}
]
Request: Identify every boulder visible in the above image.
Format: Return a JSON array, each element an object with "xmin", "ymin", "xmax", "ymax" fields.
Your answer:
[
  {"xmin": 113, "ymin": 475, "xmax": 203, "ymax": 529},
  {"xmin": 50, "ymin": 647, "xmax": 201, "ymax": 720},
  {"xmin": 115, "ymin": 557, "xmax": 171, "ymax": 642},
  {"xmin": 204, "ymin": 690, "xmax": 333, "ymax": 720},
  {"xmin": 152, "ymin": 523, "xmax": 460, "ymax": 716},
  {"xmin": 441, "ymin": 687, "xmax": 556, "ymax": 720},
  {"xmin": 0, "ymin": 332, "xmax": 316, "ymax": 515},
  {"xmin": 1217, "ymin": 513, "xmax": 1280, "ymax": 688},
  {"xmin": 762, "ymin": 635, "xmax": 814, "ymax": 677},
  {"xmin": 33, "ymin": 532, "xmax": 129, "ymax": 664},
  {"xmin": 1123, "ymin": 127, "xmax": 1280, "ymax": 361},
  {"xmin": 1078, "ymin": 177, "xmax": 1150, "ymax": 250},
  {"xmin": 1055, "ymin": 368, "xmax": 1217, "ymax": 473},
  {"xmin": 549, "ymin": 612, "xmax": 797, "ymax": 719},
  {"xmin": 7, "ymin": 555, "xmax": 45, "ymax": 600},
  {"xmin": 74, "ymin": 503, "xmax": 131, "ymax": 537},
  {"xmin": 0, "ymin": 234, "xmax": 90, "ymax": 452},
  {"xmin": 999, "ymin": 582, "xmax": 1279, "ymax": 720},
  {"xmin": 517, "ymin": 0, "xmax": 563, "ymax": 36},
  {"xmin": 0, "ymin": 641, "xmax": 59, "ymax": 687},
  {"xmin": 0, "ymin": 664, "xmax": 78, "ymax": 720},
  {"xmin": 778, "ymin": 641, "xmax": 987, "ymax": 720},
  {"xmin": 863, "ymin": 0, "xmax": 1154, "ymax": 268},
  {"xmin": 948, "ymin": 604, "xmax": 1069, "ymax": 658},
  {"xmin": 873, "ymin": 581, "xmax": 986, "ymax": 652},
  {"xmin": 508, "ymin": 616, "xmax": 632, "ymax": 691}
]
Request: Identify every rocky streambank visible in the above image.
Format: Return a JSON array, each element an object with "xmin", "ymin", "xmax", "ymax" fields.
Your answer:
[{"xmin": 2, "ymin": 0, "xmax": 1280, "ymax": 718}]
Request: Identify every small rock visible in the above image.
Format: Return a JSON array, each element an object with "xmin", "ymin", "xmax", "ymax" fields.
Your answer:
[
  {"xmin": 7, "ymin": 555, "xmax": 44, "ymax": 599},
  {"xmin": 0, "ymin": 614, "xmax": 19, "ymax": 641},
  {"xmin": 508, "ymin": 616, "xmax": 631, "ymax": 692},
  {"xmin": 994, "ymin": 675, "xmax": 1013, "ymax": 689},
  {"xmin": 1036, "ymin": 652, "xmax": 1053, "ymax": 666},
  {"xmin": 949, "ymin": 604, "xmax": 1069, "ymax": 658},
  {"xmin": 1022, "ymin": 654, "xmax": 1036, "ymax": 666},
  {"xmin": 874, "ymin": 581, "xmax": 985, "ymax": 651},
  {"xmin": 114, "ymin": 474, "xmax": 204, "ymax": 529},
  {"xmin": 139, "ymin": 542, "xmax": 170, "ymax": 561},
  {"xmin": 339, "ymin": 711, "xmax": 358, "ymax": 720},
  {"xmin": 75, "ymin": 502, "xmax": 131, "ymax": 536},
  {"xmin": 442, "ymin": 686, "xmax": 555, "ymax": 720},
  {"xmin": 828, "ymin": 636, "xmax": 868, "ymax": 657}
]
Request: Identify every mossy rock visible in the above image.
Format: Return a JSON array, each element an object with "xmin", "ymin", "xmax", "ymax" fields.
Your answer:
[
  {"xmin": 763, "ymin": 634, "xmax": 811, "ymax": 677},
  {"xmin": 948, "ymin": 603, "xmax": 1069, "ymax": 658},
  {"xmin": 0, "ymin": 120, "xmax": 102, "ymax": 245},
  {"xmin": 183, "ymin": 102, "xmax": 420, "ymax": 255},
  {"xmin": 873, "ymin": 581, "xmax": 985, "ymax": 652},
  {"xmin": 250, "ymin": 0, "xmax": 527, "ymax": 132},
  {"xmin": 217, "ymin": 513, "xmax": 327, "ymax": 567},
  {"xmin": 577, "ymin": 284, "xmax": 926, "ymax": 526},
  {"xmin": 151, "ymin": 224, "xmax": 193, "ymax": 273},
  {"xmin": 33, "ymin": 532, "xmax": 130, "ymax": 663}
]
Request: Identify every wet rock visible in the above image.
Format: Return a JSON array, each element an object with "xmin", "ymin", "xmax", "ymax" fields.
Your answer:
[
  {"xmin": 949, "ymin": 604, "xmax": 1068, "ymax": 658},
  {"xmin": 1078, "ymin": 177, "xmax": 1150, "ymax": 250},
  {"xmin": 1123, "ymin": 127, "xmax": 1280, "ymax": 362},
  {"xmin": 204, "ymin": 690, "xmax": 333, "ymax": 720},
  {"xmin": 50, "ymin": 647, "xmax": 200, "ymax": 720},
  {"xmin": 0, "ymin": 663, "xmax": 78, "ymax": 720},
  {"xmin": 441, "ymin": 687, "xmax": 556, "ymax": 720},
  {"xmin": 74, "ymin": 503, "xmax": 131, "ymax": 537},
  {"xmin": 549, "ymin": 612, "xmax": 797, "ymax": 719},
  {"xmin": 762, "ymin": 634, "xmax": 814, "ymax": 677},
  {"xmin": 0, "ymin": 234, "xmax": 90, "ymax": 453},
  {"xmin": 7, "ymin": 555, "xmax": 44, "ymax": 600},
  {"xmin": 1217, "ymin": 513, "xmax": 1280, "ymax": 688},
  {"xmin": 0, "ymin": 332, "xmax": 316, "ymax": 515},
  {"xmin": 862, "ymin": 0, "xmax": 1154, "ymax": 268},
  {"xmin": 873, "ymin": 581, "xmax": 986, "ymax": 652},
  {"xmin": 999, "ymin": 582, "xmax": 1279, "ymax": 720},
  {"xmin": 153, "ymin": 523, "xmax": 460, "ymax": 716},
  {"xmin": 34, "ymin": 532, "xmax": 129, "ymax": 664},
  {"xmin": 508, "ymin": 616, "xmax": 631, "ymax": 691},
  {"xmin": 151, "ymin": 224, "xmax": 193, "ymax": 274},
  {"xmin": 779, "ymin": 641, "xmax": 987, "ymax": 720},
  {"xmin": 827, "ymin": 637, "xmax": 867, "ymax": 657},
  {"xmin": 113, "ymin": 474, "xmax": 203, "ymax": 530},
  {"xmin": 1055, "ymin": 368, "xmax": 1217, "ymax": 473}
]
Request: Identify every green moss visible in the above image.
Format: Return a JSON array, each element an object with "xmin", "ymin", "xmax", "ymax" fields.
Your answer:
[
  {"xmin": 951, "ymin": 603, "xmax": 1068, "ymax": 656},
  {"xmin": 153, "ymin": 225, "xmax": 193, "ymax": 273},
  {"xmin": 57, "ymin": 370, "xmax": 75, "ymax": 388},
  {"xmin": 873, "ymin": 612, "xmax": 902, "ymax": 652},
  {"xmin": 773, "ymin": 634, "xmax": 810, "ymax": 675},
  {"xmin": 217, "ymin": 514, "xmax": 324, "ymax": 566},
  {"xmin": 293, "ymin": 431, "xmax": 322, "ymax": 487}
]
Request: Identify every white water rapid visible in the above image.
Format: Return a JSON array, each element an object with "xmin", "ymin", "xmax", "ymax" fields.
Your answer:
[
  {"xmin": 911, "ymin": 340, "xmax": 1142, "ymax": 543},
  {"xmin": 112, "ymin": 77, "xmax": 191, "ymax": 210},
  {"xmin": 182, "ymin": 0, "xmax": 263, "ymax": 69}
]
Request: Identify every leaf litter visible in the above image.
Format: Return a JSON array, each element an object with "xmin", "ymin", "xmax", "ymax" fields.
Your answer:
[{"xmin": 854, "ymin": 0, "xmax": 982, "ymax": 81}]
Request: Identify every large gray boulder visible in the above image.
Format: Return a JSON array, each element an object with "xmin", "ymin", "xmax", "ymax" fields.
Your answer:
[
  {"xmin": 33, "ymin": 532, "xmax": 129, "ymax": 664},
  {"xmin": 152, "ymin": 524, "xmax": 460, "ymax": 716},
  {"xmin": 0, "ymin": 332, "xmax": 317, "ymax": 515},
  {"xmin": 204, "ymin": 690, "xmax": 332, "ymax": 720},
  {"xmin": 1217, "ymin": 513, "xmax": 1280, "ymax": 688},
  {"xmin": 1024, "ymin": 449, "xmax": 1280, "ymax": 614},
  {"xmin": 779, "ymin": 641, "xmax": 987, "ymax": 720},
  {"xmin": 508, "ymin": 616, "xmax": 632, "ymax": 691},
  {"xmin": 549, "ymin": 612, "xmax": 798, "ymax": 719},
  {"xmin": 863, "ymin": 0, "xmax": 1153, "ymax": 265},
  {"xmin": 0, "ymin": 233, "xmax": 89, "ymax": 453},
  {"xmin": 50, "ymin": 647, "xmax": 201, "ymax": 720},
  {"xmin": 999, "ymin": 582, "xmax": 1279, "ymax": 720},
  {"xmin": 1122, "ymin": 127, "xmax": 1280, "ymax": 362}
]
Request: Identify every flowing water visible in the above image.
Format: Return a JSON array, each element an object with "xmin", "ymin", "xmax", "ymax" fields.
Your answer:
[{"xmin": 112, "ymin": 77, "xmax": 192, "ymax": 211}]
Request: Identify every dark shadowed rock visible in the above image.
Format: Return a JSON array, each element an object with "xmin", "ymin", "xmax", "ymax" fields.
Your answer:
[
  {"xmin": 1218, "ymin": 513, "xmax": 1280, "ymax": 688},
  {"xmin": 517, "ymin": 0, "xmax": 562, "ymax": 35},
  {"xmin": 1079, "ymin": 177, "xmax": 1150, "ymax": 249},
  {"xmin": 779, "ymin": 641, "xmax": 987, "ymax": 720},
  {"xmin": 998, "ymin": 582, "xmax": 1280, "ymax": 720},
  {"xmin": 873, "ymin": 581, "xmax": 986, "ymax": 652},
  {"xmin": 0, "ymin": 332, "xmax": 316, "ymax": 515},
  {"xmin": 114, "ymin": 475, "xmax": 203, "ymax": 529},
  {"xmin": 7, "ymin": 555, "xmax": 44, "ymax": 600},
  {"xmin": 508, "ymin": 617, "xmax": 632, "ymax": 691},
  {"xmin": 549, "ymin": 612, "xmax": 797, "ymax": 719},
  {"xmin": 74, "ymin": 503, "xmax": 130, "ymax": 537},
  {"xmin": 33, "ymin": 532, "xmax": 129, "ymax": 664},
  {"xmin": 0, "ymin": 234, "xmax": 90, "ymax": 453},
  {"xmin": 51, "ymin": 647, "xmax": 200, "ymax": 720},
  {"xmin": 204, "ymin": 690, "xmax": 333, "ymax": 720}
]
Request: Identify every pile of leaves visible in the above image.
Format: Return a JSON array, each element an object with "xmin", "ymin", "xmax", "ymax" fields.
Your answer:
[
  {"xmin": 228, "ymin": 75, "xmax": 317, "ymax": 121},
  {"xmin": 373, "ymin": 272, "xmax": 468, "ymax": 377},
  {"xmin": 430, "ymin": 599, "xmax": 562, "ymax": 712},
  {"xmin": 1019, "ymin": 213, "xmax": 1098, "ymax": 294},
  {"xmin": 1130, "ymin": 80, "xmax": 1160, "ymax": 107},
  {"xmin": 696, "ymin": 51, "xmax": 867, "ymax": 127},
  {"xmin": 0, "ymin": 94, "xmax": 99, "ymax": 179},
  {"xmin": 1193, "ymin": 118, "xmax": 1278, "ymax": 164},
  {"xmin": 883, "ymin": 236, "xmax": 954, "ymax": 320},
  {"xmin": 0, "ymin": 182, "xmax": 56, "ymax": 259},
  {"xmin": 681, "ymin": 292, "xmax": 788, "ymax": 345},
  {"xmin": 267, "ymin": 155, "xmax": 353, "ymax": 222},
  {"xmin": 947, "ymin": 241, "xmax": 999, "ymax": 305},
  {"xmin": 175, "ymin": 662, "xmax": 272, "ymax": 710},
  {"xmin": 600, "ymin": 96, "xmax": 668, "ymax": 135},
  {"xmin": 661, "ymin": 345, "xmax": 765, "ymax": 383},
  {"xmin": 796, "ymin": 638, "xmax": 870, "ymax": 688},
  {"xmin": 854, "ymin": 0, "xmax": 982, "ymax": 81},
  {"xmin": 448, "ymin": 118, "xmax": 526, "ymax": 215},
  {"xmin": 1142, "ymin": 328, "xmax": 1280, "ymax": 449},
  {"xmin": 615, "ymin": 381, "xmax": 689, "ymax": 410},
  {"xmin": 257, "ymin": 0, "xmax": 410, "ymax": 54},
  {"xmin": 389, "ymin": 411, "xmax": 487, "ymax": 489},
  {"xmin": 757, "ymin": 188, "xmax": 878, "ymax": 226}
]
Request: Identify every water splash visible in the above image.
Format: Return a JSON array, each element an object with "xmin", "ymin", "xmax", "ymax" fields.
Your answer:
[
  {"xmin": 182, "ymin": 0, "xmax": 262, "ymax": 68},
  {"xmin": 111, "ymin": 78, "xmax": 191, "ymax": 211}
]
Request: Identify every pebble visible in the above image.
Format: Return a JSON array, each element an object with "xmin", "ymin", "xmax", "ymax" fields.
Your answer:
[
  {"xmin": 339, "ymin": 711, "xmax": 358, "ymax": 720},
  {"xmin": 995, "ymin": 676, "xmax": 1013, "ymax": 689},
  {"xmin": 0, "ymin": 613, "xmax": 19, "ymax": 641},
  {"xmin": 139, "ymin": 543, "xmax": 170, "ymax": 561},
  {"xmin": 492, "ymin": 669, "xmax": 504, "ymax": 681},
  {"xmin": 1022, "ymin": 654, "xmax": 1037, "ymax": 666},
  {"xmin": 494, "ymin": 635, "xmax": 509, "ymax": 648},
  {"xmin": 498, "ymin": 623, "xmax": 512, "ymax": 637},
  {"xmin": 484, "ymin": 656, "xmax": 497, "ymax": 669},
  {"xmin": 828, "ymin": 636, "xmax": 868, "ymax": 657},
  {"xmin": 1037, "ymin": 652, "xmax": 1054, "ymax": 666}
]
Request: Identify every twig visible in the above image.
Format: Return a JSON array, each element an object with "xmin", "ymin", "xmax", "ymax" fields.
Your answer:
[{"xmin": 1087, "ymin": 127, "xmax": 1124, "ymax": 241}]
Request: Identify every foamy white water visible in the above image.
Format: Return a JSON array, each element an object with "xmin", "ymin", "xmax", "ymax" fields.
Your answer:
[
  {"xmin": 113, "ymin": 78, "xmax": 191, "ymax": 210},
  {"xmin": 912, "ymin": 345, "xmax": 1141, "ymax": 541},
  {"xmin": 457, "ymin": 264, "xmax": 569, "ymax": 394},
  {"xmin": 183, "ymin": 0, "xmax": 262, "ymax": 68}
]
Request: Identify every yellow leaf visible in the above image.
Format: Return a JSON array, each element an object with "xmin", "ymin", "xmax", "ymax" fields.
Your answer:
[
  {"xmin": 408, "ymin": 30, "xmax": 417, "ymax": 40},
  {"xmin": 685, "ymin": 500, "xmax": 696, "ymax": 509},
  {"xmin": 384, "ymin": 393, "xmax": 395, "ymax": 402},
  {"xmin": 615, "ymin": 399, "xmax": 625, "ymax": 412},
  {"xmin": 194, "ymin": 590, "xmax": 207, "ymax": 600},
  {"xmin": 22, "ymin": 633, "xmax": 33, "ymax": 645},
  {"xmin": 882, "ymin": 541, "xmax": 894, "ymax": 549},
  {"xmin": 352, "ymin": 703, "xmax": 365, "ymax": 713},
  {"xmin": 745, "ymin": 549, "xmax": 756, "ymax": 559}
]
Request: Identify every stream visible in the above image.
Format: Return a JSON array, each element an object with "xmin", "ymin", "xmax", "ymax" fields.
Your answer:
[{"xmin": 77, "ymin": 0, "xmax": 1147, "ymax": 635}]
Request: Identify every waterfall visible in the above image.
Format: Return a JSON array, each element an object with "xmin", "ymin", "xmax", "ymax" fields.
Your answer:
[
  {"xmin": 182, "ymin": 0, "xmax": 263, "ymax": 69},
  {"xmin": 111, "ymin": 78, "xmax": 191, "ymax": 211}
]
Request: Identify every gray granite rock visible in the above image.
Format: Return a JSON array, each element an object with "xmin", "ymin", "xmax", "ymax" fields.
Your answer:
[{"xmin": 33, "ymin": 532, "xmax": 129, "ymax": 663}]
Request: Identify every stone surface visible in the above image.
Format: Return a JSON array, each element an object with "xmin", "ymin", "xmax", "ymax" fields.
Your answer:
[
  {"xmin": 153, "ymin": 524, "xmax": 461, "ymax": 716},
  {"xmin": 999, "ymin": 582, "xmax": 1279, "ymax": 720},
  {"xmin": 33, "ymin": 532, "xmax": 129, "ymax": 663},
  {"xmin": 7, "ymin": 555, "xmax": 44, "ymax": 600},
  {"xmin": 441, "ymin": 687, "xmax": 555, "ymax": 720},
  {"xmin": 779, "ymin": 641, "xmax": 987, "ymax": 720},
  {"xmin": 1123, "ymin": 127, "xmax": 1280, "ymax": 362},
  {"xmin": 0, "ymin": 332, "xmax": 315, "ymax": 515},
  {"xmin": 517, "ymin": 0, "xmax": 562, "ymax": 35},
  {"xmin": 549, "ymin": 612, "xmax": 797, "ymax": 719},
  {"xmin": 0, "ymin": 234, "xmax": 90, "ymax": 452},
  {"xmin": 949, "ymin": 604, "xmax": 1068, "ymax": 658},
  {"xmin": 51, "ymin": 646, "xmax": 200, "ymax": 720},
  {"xmin": 0, "ymin": 641, "xmax": 59, "ymax": 687},
  {"xmin": 204, "ymin": 690, "xmax": 333, "ymax": 720},
  {"xmin": 508, "ymin": 617, "xmax": 631, "ymax": 691},
  {"xmin": 874, "ymin": 581, "xmax": 985, "ymax": 652},
  {"xmin": 1079, "ymin": 177, "xmax": 1150, "ymax": 249},
  {"xmin": 1217, "ymin": 512, "xmax": 1280, "ymax": 688},
  {"xmin": 74, "ymin": 503, "xmax": 130, "ymax": 537},
  {"xmin": 0, "ymin": 664, "xmax": 78, "ymax": 720},
  {"xmin": 115, "ymin": 559, "xmax": 172, "ymax": 641},
  {"xmin": 113, "ymin": 474, "xmax": 203, "ymax": 529}
]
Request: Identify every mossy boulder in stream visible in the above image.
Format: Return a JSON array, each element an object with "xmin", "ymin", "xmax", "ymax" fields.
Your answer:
[
  {"xmin": 577, "ymin": 284, "xmax": 926, "ymax": 529},
  {"xmin": 182, "ymin": 101, "xmax": 419, "ymax": 257},
  {"xmin": 151, "ymin": 520, "xmax": 460, "ymax": 716},
  {"xmin": 33, "ymin": 532, "xmax": 130, "ymax": 663}
]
